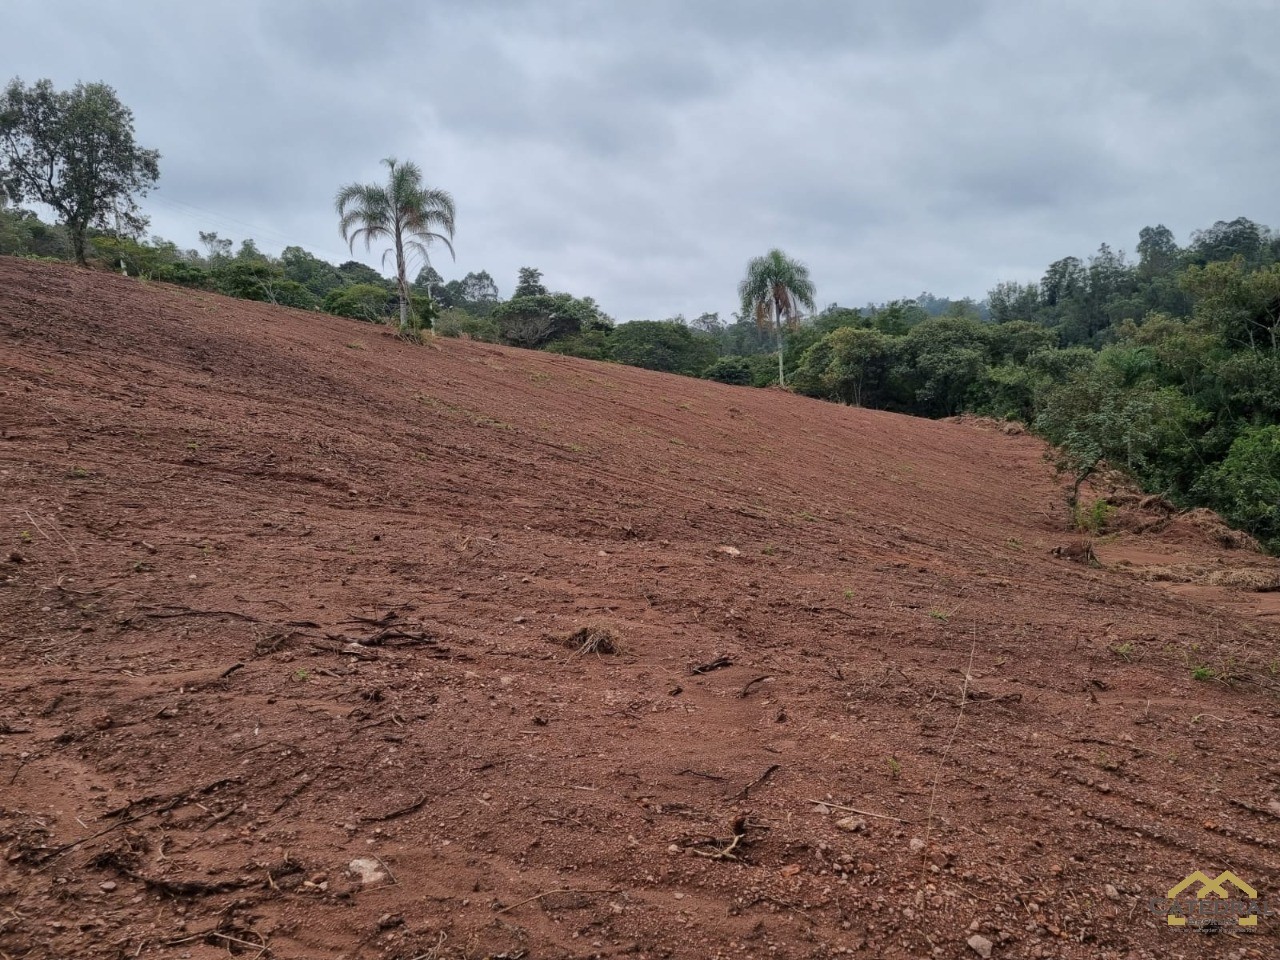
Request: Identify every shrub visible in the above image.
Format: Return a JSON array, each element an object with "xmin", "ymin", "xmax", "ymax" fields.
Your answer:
[
  {"xmin": 435, "ymin": 308, "xmax": 499, "ymax": 342},
  {"xmin": 1200, "ymin": 425, "xmax": 1280, "ymax": 553},
  {"xmin": 323, "ymin": 283, "xmax": 396, "ymax": 323},
  {"xmin": 704, "ymin": 356, "xmax": 754, "ymax": 385}
]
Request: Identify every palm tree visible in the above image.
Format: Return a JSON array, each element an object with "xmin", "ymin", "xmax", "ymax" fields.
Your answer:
[
  {"xmin": 738, "ymin": 249, "xmax": 816, "ymax": 387},
  {"xmin": 335, "ymin": 158, "xmax": 456, "ymax": 334}
]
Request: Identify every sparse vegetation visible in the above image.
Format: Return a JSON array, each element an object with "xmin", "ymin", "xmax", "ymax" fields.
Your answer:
[
  {"xmin": 561, "ymin": 626, "xmax": 619, "ymax": 656},
  {"xmin": 1074, "ymin": 498, "xmax": 1114, "ymax": 535}
]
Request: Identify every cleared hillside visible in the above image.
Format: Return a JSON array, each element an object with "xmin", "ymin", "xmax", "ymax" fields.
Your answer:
[{"xmin": 1, "ymin": 258, "xmax": 1277, "ymax": 959}]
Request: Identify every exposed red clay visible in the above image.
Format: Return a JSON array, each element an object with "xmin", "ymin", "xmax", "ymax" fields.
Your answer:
[{"xmin": 1, "ymin": 258, "xmax": 1278, "ymax": 959}]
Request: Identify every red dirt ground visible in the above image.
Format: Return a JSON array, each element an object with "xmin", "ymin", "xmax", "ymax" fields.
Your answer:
[{"xmin": 1, "ymin": 257, "xmax": 1278, "ymax": 960}]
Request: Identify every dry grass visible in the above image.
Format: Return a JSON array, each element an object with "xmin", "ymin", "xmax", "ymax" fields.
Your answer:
[{"xmin": 561, "ymin": 626, "xmax": 620, "ymax": 656}]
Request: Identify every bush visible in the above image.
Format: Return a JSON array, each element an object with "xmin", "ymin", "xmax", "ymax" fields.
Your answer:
[
  {"xmin": 609, "ymin": 320, "xmax": 716, "ymax": 376},
  {"xmin": 492, "ymin": 293, "xmax": 605, "ymax": 348},
  {"xmin": 544, "ymin": 329, "xmax": 613, "ymax": 360},
  {"xmin": 323, "ymin": 283, "xmax": 395, "ymax": 323},
  {"xmin": 1200, "ymin": 425, "xmax": 1280, "ymax": 553},
  {"xmin": 434, "ymin": 308, "xmax": 499, "ymax": 342},
  {"xmin": 703, "ymin": 356, "xmax": 754, "ymax": 385}
]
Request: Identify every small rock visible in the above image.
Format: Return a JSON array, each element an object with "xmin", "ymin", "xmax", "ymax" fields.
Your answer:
[
  {"xmin": 1267, "ymin": 799, "xmax": 1280, "ymax": 818},
  {"xmin": 908, "ymin": 837, "xmax": 926, "ymax": 853},
  {"xmin": 716, "ymin": 545, "xmax": 741, "ymax": 557},
  {"xmin": 835, "ymin": 817, "xmax": 867, "ymax": 833},
  {"xmin": 99, "ymin": 881, "xmax": 116, "ymax": 892},
  {"xmin": 1104, "ymin": 883, "xmax": 1120, "ymax": 901},
  {"xmin": 967, "ymin": 933, "xmax": 994, "ymax": 958},
  {"xmin": 376, "ymin": 913, "xmax": 403, "ymax": 929},
  {"xmin": 348, "ymin": 857, "xmax": 389, "ymax": 885},
  {"xmin": 667, "ymin": 844, "xmax": 682, "ymax": 855}
]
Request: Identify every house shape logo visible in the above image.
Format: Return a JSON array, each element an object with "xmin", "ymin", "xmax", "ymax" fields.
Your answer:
[{"xmin": 1166, "ymin": 871, "xmax": 1258, "ymax": 927}]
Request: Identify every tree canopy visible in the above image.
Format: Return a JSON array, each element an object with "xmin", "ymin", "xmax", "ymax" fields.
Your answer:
[{"xmin": 0, "ymin": 78, "xmax": 160, "ymax": 264}]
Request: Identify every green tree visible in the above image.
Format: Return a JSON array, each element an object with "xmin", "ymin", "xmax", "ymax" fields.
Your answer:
[
  {"xmin": 323, "ymin": 283, "xmax": 395, "ymax": 323},
  {"xmin": 514, "ymin": 266, "xmax": 548, "ymax": 298},
  {"xmin": 0, "ymin": 78, "xmax": 160, "ymax": 264},
  {"xmin": 281, "ymin": 246, "xmax": 344, "ymax": 297},
  {"xmin": 794, "ymin": 327, "xmax": 898, "ymax": 407},
  {"xmin": 492, "ymin": 293, "xmax": 606, "ymax": 348},
  {"xmin": 738, "ymin": 249, "xmax": 817, "ymax": 387},
  {"xmin": 335, "ymin": 158, "xmax": 455, "ymax": 334},
  {"xmin": 610, "ymin": 320, "xmax": 716, "ymax": 376},
  {"xmin": 703, "ymin": 355, "xmax": 754, "ymax": 385},
  {"xmin": 1201, "ymin": 425, "xmax": 1280, "ymax": 553}
]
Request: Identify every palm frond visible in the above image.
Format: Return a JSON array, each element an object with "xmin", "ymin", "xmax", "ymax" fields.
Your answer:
[{"xmin": 739, "ymin": 248, "xmax": 816, "ymax": 330}]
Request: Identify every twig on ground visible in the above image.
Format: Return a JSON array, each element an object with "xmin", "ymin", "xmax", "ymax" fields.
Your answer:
[
  {"xmin": 139, "ymin": 606, "xmax": 263, "ymax": 623},
  {"xmin": 805, "ymin": 799, "xmax": 910, "ymax": 823},
  {"xmin": 739, "ymin": 675, "xmax": 773, "ymax": 698},
  {"xmin": 692, "ymin": 815, "xmax": 751, "ymax": 861},
  {"xmin": 691, "ymin": 655, "xmax": 733, "ymax": 675},
  {"xmin": 494, "ymin": 888, "xmax": 618, "ymax": 915},
  {"xmin": 733, "ymin": 763, "xmax": 779, "ymax": 801},
  {"xmin": 363, "ymin": 794, "xmax": 429, "ymax": 822},
  {"xmin": 37, "ymin": 776, "xmax": 238, "ymax": 867},
  {"xmin": 921, "ymin": 630, "xmax": 977, "ymax": 857}
]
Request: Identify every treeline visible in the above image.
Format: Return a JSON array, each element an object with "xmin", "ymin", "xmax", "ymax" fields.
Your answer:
[
  {"xmin": 3, "ymin": 201, "xmax": 1276, "ymax": 552},
  {"xmin": 782, "ymin": 218, "xmax": 1280, "ymax": 553}
]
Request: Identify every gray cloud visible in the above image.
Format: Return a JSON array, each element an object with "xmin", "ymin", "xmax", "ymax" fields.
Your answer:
[{"xmin": 6, "ymin": 0, "xmax": 1280, "ymax": 318}]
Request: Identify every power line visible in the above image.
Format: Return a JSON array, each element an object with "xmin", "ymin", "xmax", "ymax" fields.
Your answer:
[{"xmin": 144, "ymin": 194, "xmax": 365, "ymax": 267}]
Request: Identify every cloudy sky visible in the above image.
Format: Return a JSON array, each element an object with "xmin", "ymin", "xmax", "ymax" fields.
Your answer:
[{"xmin": 8, "ymin": 1, "xmax": 1280, "ymax": 319}]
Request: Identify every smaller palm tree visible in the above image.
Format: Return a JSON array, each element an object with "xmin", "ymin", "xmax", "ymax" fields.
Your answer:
[
  {"xmin": 738, "ymin": 249, "xmax": 816, "ymax": 387},
  {"xmin": 335, "ymin": 158, "xmax": 455, "ymax": 334}
]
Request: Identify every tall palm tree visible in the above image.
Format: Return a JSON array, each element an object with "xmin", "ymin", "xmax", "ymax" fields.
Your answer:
[
  {"xmin": 738, "ymin": 249, "xmax": 816, "ymax": 387},
  {"xmin": 335, "ymin": 158, "xmax": 456, "ymax": 334}
]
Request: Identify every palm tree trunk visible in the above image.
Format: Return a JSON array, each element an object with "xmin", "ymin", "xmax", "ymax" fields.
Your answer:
[
  {"xmin": 394, "ymin": 232, "xmax": 410, "ymax": 332},
  {"xmin": 775, "ymin": 301, "xmax": 785, "ymax": 388}
]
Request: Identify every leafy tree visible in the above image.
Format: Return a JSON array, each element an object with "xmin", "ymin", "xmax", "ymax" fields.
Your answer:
[
  {"xmin": 1136, "ymin": 224, "xmax": 1180, "ymax": 278},
  {"xmin": 794, "ymin": 327, "xmax": 898, "ymax": 407},
  {"xmin": 897, "ymin": 316, "xmax": 992, "ymax": 417},
  {"xmin": 492, "ymin": 293, "xmax": 606, "ymax": 348},
  {"xmin": 434, "ymin": 307, "xmax": 499, "ymax": 342},
  {"xmin": 235, "ymin": 238, "xmax": 270, "ymax": 263},
  {"xmin": 514, "ymin": 266, "xmax": 548, "ymax": 298},
  {"xmin": 0, "ymin": 78, "xmax": 160, "ymax": 264},
  {"xmin": 210, "ymin": 260, "xmax": 319, "ymax": 310},
  {"xmin": 336, "ymin": 260, "xmax": 389, "ymax": 289},
  {"xmin": 1189, "ymin": 217, "xmax": 1271, "ymax": 267},
  {"xmin": 609, "ymin": 320, "xmax": 716, "ymax": 376},
  {"xmin": 703, "ymin": 355, "xmax": 754, "ymax": 385},
  {"xmin": 335, "ymin": 157, "xmax": 455, "ymax": 334},
  {"xmin": 281, "ymin": 246, "xmax": 344, "ymax": 297},
  {"xmin": 460, "ymin": 270, "xmax": 500, "ymax": 312},
  {"xmin": 199, "ymin": 230, "xmax": 232, "ymax": 263},
  {"xmin": 322, "ymin": 283, "xmax": 395, "ymax": 323},
  {"xmin": 1201, "ymin": 425, "xmax": 1280, "ymax": 553},
  {"xmin": 544, "ymin": 329, "xmax": 614, "ymax": 361},
  {"xmin": 1182, "ymin": 259, "xmax": 1280, "ymax": 353},
  {"xmin": 738, "ymin": 248, "xmax": 816, "ymax": 387},
  {"xmin": 0, "ymin": 200, "xmax": 70, "ymax": 257}
]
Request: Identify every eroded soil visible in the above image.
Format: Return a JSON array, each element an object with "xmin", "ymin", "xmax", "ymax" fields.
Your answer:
[{"xmin": 1, "ymin": 258, "xmax": 1278, "ymax": 959}]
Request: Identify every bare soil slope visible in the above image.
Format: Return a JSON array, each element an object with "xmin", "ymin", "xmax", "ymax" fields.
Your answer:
[{"xmin": 1, "ymin": 258, "xmax": 1278, "ymax": 960}]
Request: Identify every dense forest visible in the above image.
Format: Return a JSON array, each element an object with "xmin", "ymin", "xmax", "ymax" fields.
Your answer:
[{"xmin": 3, "ymin": 203, "xmax": 1277, "ymax": 554}]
